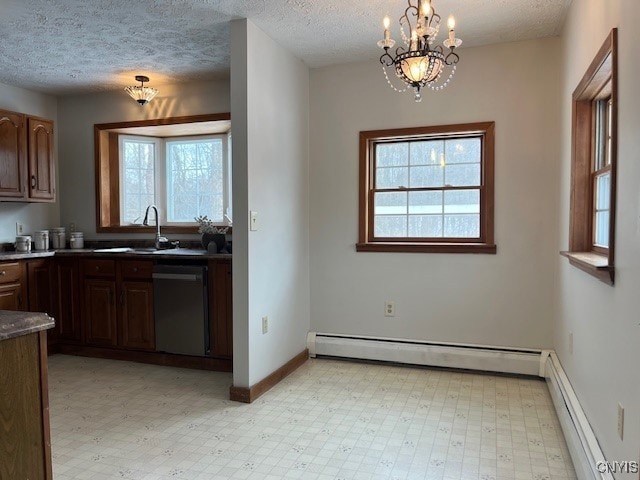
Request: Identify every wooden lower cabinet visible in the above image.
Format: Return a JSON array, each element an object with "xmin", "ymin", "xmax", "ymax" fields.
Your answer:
[
  {"xmin": 209, "ymin": 259, "xmax": 232, "ymax": 358},
  {"xmin": 0, "ymin": 330, "xmax": 52, "ymax": 479},
  {"xmin": 84, "ymin": 279, "xmax": 118, "ymax": 347},
  {"xmin": 82, "ymin": 259, "xmax": 154, "ymax": 350},
  {"xmin": 119, "ymin": 280, "xmax": 154, "ymax": 350},
  {"xmin": 27, "ymin": 259, "xmax": 53, "ymax": 316},
  {"xmin": 51, "ymin": 258, "xmax": 82, "ymax": 343},
  {"xmin": 0, "ymin": 261, "xmax": 25, "ymax": 311}
]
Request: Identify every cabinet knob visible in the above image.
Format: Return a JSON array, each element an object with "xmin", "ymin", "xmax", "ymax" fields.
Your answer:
[
  {"xmin": 31, "ymin": 175, "xmax": 36, "ymax": 188},
  {"xmin": 95, "ymin": 266, "xmax": 100, "ymax": 271},
  {"xmin": 0, "ymin": 271, "xmax": 5, "ymax": 276},
  {"xmin": 133, "ymin": 267, "xmax": 138, "ymax": 272}
]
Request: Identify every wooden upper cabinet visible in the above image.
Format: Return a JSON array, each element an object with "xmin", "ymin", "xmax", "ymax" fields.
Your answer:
[
  {"xmin": 27, "ymin": 117, "xmax": 55, "ymax": 201},
  {"xmin": 0, "ymin": 110, "xmax": 26, "ymax": 199}
]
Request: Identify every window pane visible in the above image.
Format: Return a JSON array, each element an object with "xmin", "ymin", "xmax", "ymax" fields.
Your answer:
[
  {"xmin": 166, "ymin": 138, "xmax": 224, "ymax": 222},
  {"xmin": 595, "ymin": 211, "xmax": 609, "ymax": 247},
  {"xmin": 121, "ymin": 139, "xmax": 156, "ymax": 224},
  {"xmin": 445, "ymin": 138, "xmax": 481, "ymax": 164},
  {"xmin": 374, "ymin": 215, "xmax": 407, "ymax": 237},
  {"xmin": 409, "ymin": 165, "xmax": 444, "ymax": 188},
  {"xmin": 444, "ymin": 163, "xmax": 481, "ymax": 187},
  {"xmin": 375, "ymin": 192, "xmax": 407, "ymax": 215},
  {"xmin": 444, "ymin": 215, "xmax": 480, "ymax": 238},
  {"xmin": 596, "ymin": 172, "xmax": 610, "ymax": 210},
  {"xmin": 376, "ymin": 167, "xmax": 408, "ymax": 188},
  {"xmin": 444, "ymin": 190, "xmax": 480, "ymax": 214},
  {"xmin": 409, "ymin": 215, "xmax": 443, "ymax": 237},
  {"xmin": 376, "ymin": 143, "xmax": 408, "ymax": 167},
  {"xmin": 408, "ymin": 191, "xmax": 442, "ymax": 214},
  {"xmin": 410, "ymin": 140, "xmax": 444, "ymax": 166}
]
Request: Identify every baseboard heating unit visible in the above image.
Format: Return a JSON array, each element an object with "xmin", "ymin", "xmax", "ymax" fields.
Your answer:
[
  {"xmin": 306, "ymin": 332, "xmax": 543, "ymax": 376},
  {"xmin": 307, "ymin": 332, "xmax": 613, "ymax": 480}
]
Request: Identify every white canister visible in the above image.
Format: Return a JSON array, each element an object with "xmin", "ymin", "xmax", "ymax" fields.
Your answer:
[
  {"xmin": 69, "ymin": 232, "xmax": 84, "ymax": 249},
  {"xmin": 15, "ymin": 235, "xmax": 32, "ymax": 252},
  {"xmin": 33, "ymin": 230, "xmax": 49, "ymax": 251},
  {"xmin": 51, "ymin": 227, "xmax": 66, "ymax": 249}
]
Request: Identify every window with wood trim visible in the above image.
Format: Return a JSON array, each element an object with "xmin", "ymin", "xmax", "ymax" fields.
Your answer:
[
  {"xmin": 562, "ymin": 29, "xmax": 617, "ymax": 285},
  {"xmin": 357, "ymin": 122, "xmax": 495, "ymax": 254},
  {"xmin": 94, "ymin": 113, "xmax": 231, "ymax": 234}
]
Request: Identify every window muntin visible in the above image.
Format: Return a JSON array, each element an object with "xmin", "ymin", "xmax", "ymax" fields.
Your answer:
[
  {"xmin": 358, "ymin": 122, "xmax": 495, "ymax": 253},
  {"xmin": 118, "ymin": 134, "xmax": 231, "ymax": 226}
]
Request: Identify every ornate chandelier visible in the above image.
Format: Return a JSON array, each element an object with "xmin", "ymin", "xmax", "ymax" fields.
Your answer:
[{"xmin": 377, "ymin": 0, "xmax": 462, "ymax": 102}]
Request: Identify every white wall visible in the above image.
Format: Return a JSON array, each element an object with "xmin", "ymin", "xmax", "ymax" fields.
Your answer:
[
  {"xmin": 555, "ymin": 0, "xmax": 640, "ymax": 471},
  {"xmin": 309, "ymin": 37, "xmax": 561, "ymax": 349},
  {"xmin": 57, "ymin": 79, "xmax": 230, "ymax": 239},
  {"xmin": 231, "ymin": 19, "xmax": 310, "ymax": 387},
  {"xmin": 0, "ymin": 82, "xmax": 59, "ymax": 243}
]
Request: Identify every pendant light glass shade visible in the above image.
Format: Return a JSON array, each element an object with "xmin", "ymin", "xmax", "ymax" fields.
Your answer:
[{"xmin": 124, "ymin": 75, "xmax": 158, "ymax": 106}]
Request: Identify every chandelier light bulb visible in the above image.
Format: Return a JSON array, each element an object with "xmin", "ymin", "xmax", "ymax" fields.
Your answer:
[
  {"xmin": 422, "ymin": 1, "xmax": 431, "ymax": 16},
  {"xmin": 447, "ymin": 15, "xmax": 456, "ymax": 30},
  {"xmin": 383, "ymin": 16, "xmax": 390, "ymax": 29}
]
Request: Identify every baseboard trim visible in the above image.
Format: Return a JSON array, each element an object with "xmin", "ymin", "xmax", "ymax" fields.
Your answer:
[{"xmin": 230, "ymin": 349, "xmax": 309, "ymax": 403}]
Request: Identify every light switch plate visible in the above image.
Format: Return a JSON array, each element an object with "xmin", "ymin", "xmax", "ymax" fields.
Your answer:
[{"xmin": 250, "ymin": 211, "xmax": 258, "ymax": 231}]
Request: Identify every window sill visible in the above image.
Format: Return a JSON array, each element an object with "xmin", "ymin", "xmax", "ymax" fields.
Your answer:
[
  {"xmin": 560, "ymin": 251, "xmax": 614, "ymax": 285},
  {"xmin": 97, "ymin": 226, "xmax": 199, "ymax": 234},
  {"xmin": 356, "ymin": 242, "xmax": 497, "ymax": 254}
]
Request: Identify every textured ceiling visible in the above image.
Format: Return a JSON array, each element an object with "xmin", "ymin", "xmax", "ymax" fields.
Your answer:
[{"xmin": 0, "ymin": 0, "xmax": 571, "ymax": 95}]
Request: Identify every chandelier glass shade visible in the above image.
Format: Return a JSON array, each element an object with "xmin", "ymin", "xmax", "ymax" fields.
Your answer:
[
  {"xmin": 124, "ymin": 75, "xmax": 159, "ymax": 106},
  {"xmin": 378, "ymin": 0, "xmax": 462, "ymax": 102}
]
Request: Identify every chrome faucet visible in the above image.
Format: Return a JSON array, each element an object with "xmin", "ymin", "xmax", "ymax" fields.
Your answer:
[{"xmin": 143, "ymin": 205, "xmax": 169, "ymax": 249}]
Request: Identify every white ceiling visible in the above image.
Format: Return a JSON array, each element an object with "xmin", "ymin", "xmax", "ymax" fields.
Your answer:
[{"xmin": 0, "ymin": 0, "xmax": 571, "ymax": 95}]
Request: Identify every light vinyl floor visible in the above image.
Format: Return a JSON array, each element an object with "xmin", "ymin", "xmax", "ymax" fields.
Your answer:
[{"xmin": 48, "ymin": 355, "xmax": 576, "ymax": 480}]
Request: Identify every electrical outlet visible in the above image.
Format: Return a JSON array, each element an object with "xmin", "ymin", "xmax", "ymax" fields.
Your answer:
[
  {"xmin": 617, "ymin": 403, "xmax": 624, "ymax": 440},
  {"xmin": 262, "ymin": 316, "xmax": 269, "ymax": 334},
  {"xmin": 15, "ymin": 222, "xmax": 24, "ymax": 235},
  {"xmin": 384, "ymin": 301, "xmax": 395, "ymax": 317},
  {"xmin": 69, "ymin": 222, "xmax": 76, "ymax": 233},
  {"xmin": 250, "ymin": 211, "xmax": 258, "ymax": 231},
  {"xmin": 568, "ymin": 332, "xmax": 573, "ymax": 354}
]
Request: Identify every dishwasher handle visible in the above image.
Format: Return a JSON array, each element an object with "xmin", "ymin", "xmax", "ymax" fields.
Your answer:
[{"xmin": 152, "ymin": 272, "xmax": 202, "ymax": 282}]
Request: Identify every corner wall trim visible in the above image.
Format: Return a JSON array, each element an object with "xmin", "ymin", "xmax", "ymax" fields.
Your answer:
[{"xmin": 229, "ymin": 349, "xmax": 309, "ymax": 403}]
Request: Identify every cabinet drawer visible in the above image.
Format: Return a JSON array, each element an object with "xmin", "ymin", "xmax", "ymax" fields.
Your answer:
[
  {"xmin": 83, "ymin": 259, "xmax": 115, "ymax": 277},
  {"xmin": 0, "ymin": 262, "xmax": 23, "ymax": 284},
  {"xmin": 120, "ymin": 260, "xmax": 153, "ymax": 279}
]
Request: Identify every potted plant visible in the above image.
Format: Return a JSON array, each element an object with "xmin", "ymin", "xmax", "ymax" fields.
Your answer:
[{"xmin": 195, "ymin": 215, "xmax": 230, "ymax": 253}]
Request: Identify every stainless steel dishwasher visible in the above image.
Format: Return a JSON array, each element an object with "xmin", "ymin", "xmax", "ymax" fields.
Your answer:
[{"xmin": 153, "ymin": 264, "xmax": 209, "ymax": 356}]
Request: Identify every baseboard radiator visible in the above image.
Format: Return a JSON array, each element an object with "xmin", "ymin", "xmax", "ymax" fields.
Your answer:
[
  {"xmin": 544, "ymin": 352, "xmax": 613, "ymax": 480},
  {"xmin": 307, "ymin": 332, "xmax": 543, "ymax": 376},
  {"xmin": 307, "ymin": 332, "xmax": 611, "ymax": 480}
]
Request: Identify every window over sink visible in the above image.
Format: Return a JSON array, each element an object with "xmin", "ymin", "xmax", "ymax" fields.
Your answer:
[{"xmin": 94, "ymin": 113, "xmax": 232, "ymax": 233}]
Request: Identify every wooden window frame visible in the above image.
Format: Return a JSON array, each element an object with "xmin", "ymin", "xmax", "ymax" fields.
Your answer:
[
  {"xmin": 561, "ymin": 29, "xmax": 617, "ymax": 285},
  {"xmin": 94, "ymin": 113, "xmax": 231, "ymax": 234},
  {"xmin": 357, "ymin": 122, "xmax": 496, "ymax": 254}
]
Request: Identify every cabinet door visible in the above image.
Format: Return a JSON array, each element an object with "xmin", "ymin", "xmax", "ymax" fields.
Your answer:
[
  {"xmin": 0, "ymin": 283, "xmax": 24, "ymax": 311},
  {"xmin": 119, "ymin": 281, "xmax": 154, "ymax": 350},
  {"xmin": 84, "ymin": 279, "xmax": 117, "ymax": 347},
  {"xmin": 208, "ymin": 260, "xmax": 232, "ymax": 358},
  {"xmin": 27, "ymin": 117, "xmax": 55, "ymax": 201},
  {"xmin": 0, "ymin": 110, "xmax": 26, "ymax": 199},
  {"xmin": 27, "ymin": 260, "xmax": 53, "ymax": 315},
  {"xmin": 52, "ymin": 259, "xmax": 82, "ymax": 342}
]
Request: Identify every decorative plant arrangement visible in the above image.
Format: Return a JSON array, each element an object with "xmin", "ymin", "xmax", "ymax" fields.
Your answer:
[
  {"xmin": 195, "ymin": 215, "xmax": 231, "ymax": 252},
  {"xmin": 194, "ymin": 215, "xmax": 231, "ymax": 235}
]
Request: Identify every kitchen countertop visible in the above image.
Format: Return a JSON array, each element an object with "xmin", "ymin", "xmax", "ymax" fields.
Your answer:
[
  {"xmin": 0, "ymin": 247, "xmax": 231, "ymax": 261},
  {"xmin": 0, "ymin": 310, "xmax": 54, "ymax": 341}
]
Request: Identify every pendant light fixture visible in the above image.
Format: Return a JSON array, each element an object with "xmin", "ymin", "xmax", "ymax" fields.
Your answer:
[{"xmin": 124, "ymin": 75, "xmax": 159, "ymax": 106}]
